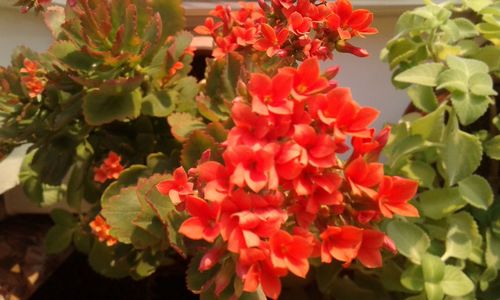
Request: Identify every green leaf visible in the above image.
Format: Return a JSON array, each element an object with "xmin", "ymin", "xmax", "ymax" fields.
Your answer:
[
  {"xmin": 469, "ymin": 73, "xmax": 497, "ymax": 96},
  {"xmin": 101, "ymin": 187, "xmax": 143, "ymax": 244},
  {"xmin": 446, "ymin": 56, "xmax": 489, "ymax": 75},
  {"xmin": 388, "ymin": 135, "xmax": 434, "ymax": 170},
  {"xmin": 458, "ymin": 175, "xmax": 494, "ymax": 210},
  {"xmin": 50, "ymin": 209, "xmax": 77, "ymax": 227},
  {"xmin": 436, "ymin": 69, "xmax": 468, "ymax": 93},
  {"xmin": 444, "ymin": 212, "xmax": 480, "ymax": 260},
  {"xmin": 83, "ymin": 89, "xmax": 142, "ymax": 126},
  {"xmin": 475, "ymin": 46, "xmax": 500, "ymax": 72},
  {"xmin": 141, "ymin": 90, "xmax": 175, "ymax": 117},
  {"xmin": 400, "ymin": 161, "xmax": 436, "ymax": 189},
  {"xmin": 136, "ymin": 174, "xmax": 174, "ymax": 224},
  {"xmin": 101, "ymin": 165, "xmax": 151, "ymax": 205},
  {"xmin": 451, "ymin": 91, "xmax": 490, "ymax": 126},
  {"xmin": 43, "ymin": 6, "xmax": 65, "ymax": 38},
  {"xmin": 423, "ymin": 282, "xmax": 444, "ymax": 300},
  {"xmin": 67, "ymin": 141, "xmax": 93, "ymax": 210},
  {"xmin": 401, "ymin": 265, "xmax": 424, "ymax": 291},
  {"xmin": 419, "ymin": 188, "xmax": 467, "ymax": 220},
  {"xmin": 422, "ymin": 253, "xmax": 445, "ymax": 283},
  {"xmin": 386, "ymin": 39, "xmax": 419, "ymax": 69},
  {"xmin": 45, "ymin": 225, "xmax": 74, "ymax": 254},
  {"xmin": 439, "ymin": 113, "xmax": 482, "ymax": 185},
  {"xmin": 407, "ymin": 85, "xmax": 438, "ymax": 113},
  {"xmin": 485, "ymin": 135, "xmax": 500, "ymax": 160},
  {"xmin": 441, "ymin": 266, "xmax": 474, "ymax": 296},
  {"xmin": 386, "ymin": 220, "xmax": 430, "ymax": 264},
  {"xmin": 394, "ymin": 63, "xmax": 445, "ymax": 86},
  {"xmin": 152, "ymin": 0, "xmax": 185, "ymax": 38},
  {"xmin": 410, "ymin": 104, "xmax": 446, "ymax": 142},
  {"xmin": 464, "ymin": 0, "xmax": 492, "ymax": 12},
  {"xmin": 88, "ymin": 241, "xmax": 130, "ymax": 279},
  {"xmin": 181, "ymin": 131, "xmax": 217, "ymax": 169},
  {"xmin": 73, "ymin": 231, "xmax": 93, "ymax": 254},
  {"xmin": 186, "ymin": 252, "xmax": 219, "ymax": 293},
  {"xmin": 19, "ymin": 150, "xmax": 43, "ymax": 204},
  {"xmin": 167, "ymin": 112, "xmax": 206, "ymax": 142}
]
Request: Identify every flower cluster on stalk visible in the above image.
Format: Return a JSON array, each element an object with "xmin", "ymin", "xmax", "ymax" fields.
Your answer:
[
  {"xmin": 20, "ymin": 58, "xmax": 46, "ymax": 98},
  {"xmin": 195, "ymin": 0, "xmax": 377, "ymax": 61},
  {"xmin": 157, "ymin": 57, "xmax": 419, "ymax": 299},
  {"xmin": 94, "ymin": 151, "xmax": 125, "ymax": 184}
]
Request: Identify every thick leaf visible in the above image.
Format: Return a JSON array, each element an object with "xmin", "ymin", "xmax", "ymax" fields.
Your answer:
[
  {"xmin": 401, "ymin": 265, "xmax": 424, "ymax": 291},
  {"xmin": 186, "ymin": 251, "xmax": 219, "ymax": 293},
  {"xmin": 422, "ymin": 254, "xmax": 445, "ymax": 283},
  {"xmin": 141, "ymin": 90, "xmax": 176, "ymax": 117},
  {"xmin": 101, "ymin": 187, "xmax": 142, "ymax": 244},
  {"xmin": 167, "ymin": 112, "xmax": 206, "ymax": 142},
  {"xmin": 439, "ymin": 113, "xmax": 482, "ymax": 185},
  {"xmin": 451, "ymin": 90, "xmax": 490, "ymax": 126},
  {"xmin": 88, "ymin": 241, "xmax": 130, "ymax": 279},
  {"xmin": 44, "ymin": 6, "xmax": 65, "ymax": 38},
  {"xmin": 181, "ymin": 131, "xmax": 217, "ymax": 169},
  {"xmin": 485, "ymin": 135, "xmax": 500, "ymax": 160},
  {"xmin": 101, "ymin": 165, "xmax": 151, "ymax": 205},
  {"xmin": 464, "ymin": 0, "xmax": 492, "ymax": 12},
  {"xmin": 469, "ymin": 73, "xmax": 497, "ymax": 96},
  {"xmin": 407, "ymin": 85, "xmax": 438, "ymax": 113},
  {"xmin": 67, "ymin": 141, "xmax": 93, "ymax": 209},
  {"xmin": 444, "ymin": 212, "xmax": 481, "ymax": 260},
  {"xmin": 387, "ymin": 39, "xmax": 419, "ymax": 69},
  {"xmin": 419, "ymin": 188, "xmax": 467, "ymax": 220},
  {"xmin": 400, "ymin": 161, "xmax": 436, "ymax": 189},
  {"xmin": 45, "ymin": 225, "xmax": 74, "ymax": 254},
  {"xmin": 19, "ymin": 150, "xmax": 43, "ymax": 204},
  {"xmin": 410, "ymin": 104, "xmax": 446, "ymax": 142},
  {"xmin": 83, "ymin": 89, "xmax": 142, "ymax": 126},
  {"xmin": 386, "ymin": 221, "xmax": 430, "ymax": 264},
  {"xmin": 388, "ymin": 135, "xmax": 434, "ymax": 170},
  {"xmin": 50, "ymin": 209, "xmax": 77, "ymax": 227},
  {"xmin": 151, "ymin": 0, "xmax": 185, "ymax": 38},
  {"xmin": 394, "ymin": 63, "xmax": 444, "ymax": 87},
  {"xmin": 458, "ymin": 175, "xmax": 493, "ymax": 210},
  {"xmin": 441, "ymin": 266, "xmax": 474, "ymax": 296}
]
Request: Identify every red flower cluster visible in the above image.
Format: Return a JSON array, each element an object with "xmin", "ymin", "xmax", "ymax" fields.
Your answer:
[
  {"xmin": 194, "ymin": 0, "xmax": 376, "ymax": 60},
  {"xmin": 20, "ymin": 58, "xmax": 45, "ymax": 98},
  {"xmin": 90, "ymin": 215, "xmax": 117, "ymax": 246},
  {"xmin": 157, "ymin": 57, "xmax": 418, "ymax": 299},
  {"xmin": 93, "ymin": 151, "xmax": 124, "ymax": 184}
]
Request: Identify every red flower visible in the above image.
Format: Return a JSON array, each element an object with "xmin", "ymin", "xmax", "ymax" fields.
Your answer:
[
  {"xmin": 199, "ymin": 246, "xmax": 225, "ymax": 271},
  {"xmin": 248, "ymin": 72, "xmax": 294, "ymax": 116},
  {"xmin": 169, "ymin": 61, "xmax": 184, "ymax": 76},
  {"xmin": 20, "ymin": 58, "xmax": 38, "ymax": 75},
  {"xmin": 225, "ymin": 145, "xmax": 279, "ymax": 193},
  {"xmin": 194, "ymin": 17, "xmax": 223, "ymax": 35},
  {"xmin": 310, "ymin": 88, "xmax": 379, "ymax": 139},
  {"xmin": 93, "ymin": 151, "xmax": 124, "ymax": 183},
  {"xmin": 280, "ymin": 57, "xmax": 329, "ymax": 101},
  {"xmin": 288, "ymin": 12, "xmax": 312, "ymax": 35},
  {"xmin": 328, "ymin": 0, "xmax": 377, "ymax": 39},
  {"xmin": 254, "ymin": 24, "xmax": 289, "ymax": 57},
  {"xmin": 357, "ymin": 229, "xmax": 385, "ymax": 268},
  {"xmin": 213, "ymin": 36, "xmax": 238, "ymax": 59},
  {"xmin": 237, "ymin": 247, "xmax": 284, "ymax": 299},
  {"xmin": 197, "ymin": 161, "xmax": 229, "ymax": 202},
  {"xmin": 293, "ymin": 124, "xmax": 336, "ymax": 168},
  {"xmin": 270, "ymin": 230, "xmax": 312, "ymax": 278},
  {"xmin": 344, "ymin": 156, "xmax": 383, "ymax": 198},
  {"xmin": 232, "ymin": 26, "xmax": 258, "ymax": 46},
  {"xmin": 179, "ymin": 196, "xmax": 221, "ymax": 242},
  {"xmin": 351, "ymin": 126, "xmax": 390, "ymax": 162},
  {"xmin": 156, "ymin": 167, "xmax": 193, "ymax": 205},
  {"xmin": 320, "ymin": 225, "xmax": 362, "ymax": 266},
  {"xmin": 90, "ymin": 215, "xmax": 117, "ymax": 246},
  {"xmin": 377, "ymin": 176, "xmax": 419, "ymax": 218}
]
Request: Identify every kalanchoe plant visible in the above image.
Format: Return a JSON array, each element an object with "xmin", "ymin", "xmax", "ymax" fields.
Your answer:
[
  {"xmin": 381, "ymin": 0, "xmax": 500, "ymax": 299},
  {"xmin": 0, "ymin": 0, "xmax": 203, "ymax": 278},
  {"xmin": 92, "ymin": 1, "xmax": 425, "ymax": 299}
]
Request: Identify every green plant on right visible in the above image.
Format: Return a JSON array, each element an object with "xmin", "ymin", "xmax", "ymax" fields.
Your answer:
[{"xmin": 381, "ymin": 1, "xmax": 500, "ymax": 299}]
